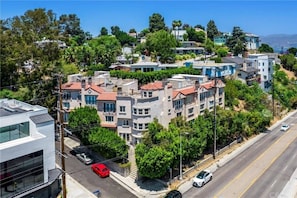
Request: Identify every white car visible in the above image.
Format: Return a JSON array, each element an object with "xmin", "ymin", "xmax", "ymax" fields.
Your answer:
[
  {"xmin": 280, "ymin": 123, "xmax": 290, "ymax": 131},
  {"xmin": 193, "ymin": 170, "xmax": 213, "ymax": 187},
  {"xmin": 76, "ymin": 153, "xmax": 93, "ymax": 165}
]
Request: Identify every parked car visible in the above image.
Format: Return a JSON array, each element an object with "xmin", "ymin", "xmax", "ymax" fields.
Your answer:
[
  {"xmin": 193, "ymin": 170, "xmax": 212, "ymax": 187},
  {"xmin": 164, "ymin": 190, "xmax": 182, "ymax": 198},
  {"xmin": 280, "ymin": 123, "xmax": 290, "ymax": 131},
  {"xmin": 91, "ymin": 163, "xmax": 110, "ymax": 178},
  {"xmin": 76, "ymin": 152, "xmax": 93, "ymax": 165}
]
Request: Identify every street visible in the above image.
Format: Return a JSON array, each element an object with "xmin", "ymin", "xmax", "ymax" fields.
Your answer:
[
  {"xmin": 183, "ymin": 112, "xmax": 297, "ymax": 198},
  {"xmin": 55, "ymin": 142, "xmax": 137, "ymax": 198}
]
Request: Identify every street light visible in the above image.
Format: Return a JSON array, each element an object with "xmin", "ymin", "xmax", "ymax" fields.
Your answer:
[
  {"xmin": 179, "ymin": 131, "xmax": 182, "ymax": 180},
  {"xmin": 179, "ymin": 131, "xmax": 189, "ymax": 180}
]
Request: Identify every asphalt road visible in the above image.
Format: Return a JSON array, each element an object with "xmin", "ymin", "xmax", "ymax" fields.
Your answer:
[
  {"xmin": 55, "ymin": 142, "xmax": 137, "ymax": 198},
  {"xmin": 183, "ymin": 112, "xmax": 297, "ymax": 198}
]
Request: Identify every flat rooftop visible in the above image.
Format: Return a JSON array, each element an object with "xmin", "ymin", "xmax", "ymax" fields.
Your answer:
[{"xmin": 0, "ymin": 99, "xmax": 45, "ymax": 117}]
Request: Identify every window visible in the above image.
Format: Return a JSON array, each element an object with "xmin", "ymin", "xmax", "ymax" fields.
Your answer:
[
  {"xmin": 133, "ymin": 108, "xmax": 137, "ymax": 115},
  {"xmin": 200, "ymin": 104, "xmax": 205, "ymax": 109},
  {"xmin": 139, "ymin": 124, "xmax": 143, "ymax": 130},
  {"xmin": 209, "ymin": 100, "xmax": 214, "ymax": 106},
  {"xmin": 188, "ymin": 108, "xmax": 194, "ymax": 114},
  {"xmin": 120, "ymin": 106, "xmax": 126, "ymax": 112},
  {"xmin": 145, "ymin": 109, "xmax": 149, "ymax": 114},
  {"xmin": 123, "ymin": 120, "xmax": 129, "ymax": 126},
  {"xmin": 174, "ymin": 100, "xmax": 183, "ymax": 109},
  {"xmin": 104, "ymin": 103, "xmax": 115, "ymax": 112},
  {"xmin": 139, "ymin": 109, "xmax": 143, "ymax": 115},
  {"xmin": 105, "ymin": 116, "xmax": 114, "ymax": 122},
  {"xmin": 148, "ymin": 92, "xmax": 153, "ymax": 97},
  {"xmin": 63, "ymin": 102, "xmax": 70, "ymax": 109},
  {"xmin": 264, "ymin": 75, "xmax": 267, "ymax": 80},
  {"xmin": 0, "ymin": 122, "xmax": 30, "ymax": 143},
  {"xmin": 143, "ymin": 92, "xmax": 147, "ymax": 97},
  {"xmin": 133, "ymin": 123, "xmax": 137, "ymax": 129},
  {"xmin": 168, "ymin": 96, "xmax": 171, "ymax": 101},
  {"xmin": 85, "ymin": 95, "xmax": 96, "ymax": 105},
  {"xmin": 168, "ymin": 109, "xmax": 171, "ymax": 115},
  {"xmin": 145, "ymin": 123, "xmax": 149, "ymax": 129},
  {"xmin": 0, "ymin": 150, "xmax": 44, "ymax": 197},
  {"xmin": 63, "ymin": 92, "xmax": 71, "ymax": 100},
  {"xmin": 219, "ymin": 88, "xmax": 224, "ymax": 95}
]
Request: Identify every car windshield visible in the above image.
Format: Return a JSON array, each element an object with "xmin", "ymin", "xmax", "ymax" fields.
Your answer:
[{"xmin": 196, "ymin": 171, "xmax": 206, "ymax": 179}]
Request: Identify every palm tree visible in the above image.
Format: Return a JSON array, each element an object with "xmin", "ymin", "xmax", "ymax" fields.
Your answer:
[{"xmin": 172, "ymin": 20, "xmax": 182, "ymax": 41}]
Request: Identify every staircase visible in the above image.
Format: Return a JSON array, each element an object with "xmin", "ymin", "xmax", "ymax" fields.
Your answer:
[{"xmin": 128, "ymin": 146, "xmax": 138, "ymax": 180}]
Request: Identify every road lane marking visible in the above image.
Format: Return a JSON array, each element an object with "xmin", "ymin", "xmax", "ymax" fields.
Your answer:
[
  {"xmin": 238, "ymin": 134, "xmax": 297, "ymax": 197},
  {"xmin": 271, "ymin": 180, "xmax": 277, "ymax": 188},
  {"xmin": 214, "ymin": 128, "xmax": 296, "ymax": 198}
]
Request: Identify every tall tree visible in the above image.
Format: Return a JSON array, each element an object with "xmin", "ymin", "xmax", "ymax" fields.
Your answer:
[
  {"xmin": 100, "ymin": 27, "xmax": 108, "ymax": 36},
  {"xmin": 145, "ymin": 30, "xmax": 177, "ymax": 63},
  {"xmin": 186, "ymin": 27, "xmax": 206, "ymax": 43},
  {"xmin": 226, "ymin": 26, "xmax": 247, "ymax": 56},
  {"xmin": 172, "ymin": 20, "xmax": 182, "ymax": 40},
  {"xmin": 206, "ymin": 20, "xmax": 219, "ymax": 41},
  {"xmin": 149, "ymin": 13, "xmax": 166, "ymax": 33}
]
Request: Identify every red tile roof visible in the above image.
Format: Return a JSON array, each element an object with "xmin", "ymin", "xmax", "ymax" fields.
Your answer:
[
  {"xmin": 61, "ymin": 82, "xmax": 81, "ymax": 90},
  {"xmin": 97, "ymin": 92, "xmax": 117, "ymax": 101},
  {"xmin": 172, "ymin": 86, "xmax": 196, "ymax": 99},
  {"xmin": 200, "ymin": 80, "xmax": 223, "ymax": 90},
  {"xmin": 141, "ymin": 81, "xmax": 163, "ymax": 90},
  {"xmin": 85, "ymin": 84, "xmax": 104, "ymax": 94}
]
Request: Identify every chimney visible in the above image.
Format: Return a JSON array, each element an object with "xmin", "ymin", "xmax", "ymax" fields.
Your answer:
[{"xmin": 81, "ymin": 79, "xmax": 86, "ymax": 89}]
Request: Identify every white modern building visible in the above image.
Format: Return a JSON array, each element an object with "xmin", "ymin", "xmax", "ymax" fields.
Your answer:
[
  {"xmin": 0, "ymin": 99, "xmax": 61, "ymax": 198},
  {"xmin": 245, "ymin": 54, "xmax": 274, "ymax": 91}
]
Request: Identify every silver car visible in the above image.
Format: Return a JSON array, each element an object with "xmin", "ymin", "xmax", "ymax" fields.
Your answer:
[
  {"xmin": 76, "ymin": 152, "xmax": 93, "ymax": 165},
  {"xmin": 280, "ymin": 123, "xmax": 290, "ymax": 131}
]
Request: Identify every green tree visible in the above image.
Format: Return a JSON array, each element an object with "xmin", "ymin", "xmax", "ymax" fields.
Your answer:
[
  {"xmin": 186, "ymin": 27, "xmax": 205, "ymax": 43},
  {"xmin": 149, "ymin": 13, "xmax": 166, "ymax": 33},
  {"xmin": 206, "ymin": 20, "xmax": 219, "ymax": 41},
  {"xmin": 287, "ymin": 47, "xmax": 297, "ymax": 56},
  {"xmin": 136, "ymin": 146, "xmax": 173, "ymax": 178},
  {"xmin": 226, "ymin": 26, "xmax": 247, "ymax": 56},
  {"xmin": 87, "ymin": 35, "xmax": 122, "ymax": 68},
  {"xmin": 145, "ymin": 30, "xmax": 177, "ymax": 63},
  {"xmin": 68, "ymin": 106, "xmax": 100, "ymax": 144},
  {"xmin": 88, "ymin": 127, "xmax": 128, "ymax": 159},
  {"xmin": 216, "ymin": 46, "xmax": 229, "ymax": 57},
  {"xmin": 129, "ymin": 28, "xmax": 137, "ymax": 33},
  {"xmin": 258, "ymin": 43, "xmax": 274, "ymax": 53},
  {"xmin": 100, "ymin": 27, "xmax": 108, "ymax": 36}
]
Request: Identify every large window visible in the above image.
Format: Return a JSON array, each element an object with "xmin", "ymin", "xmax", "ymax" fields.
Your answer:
[
  {"xmin": 85, "ymin": 95, "xmax": 96, "ymax": 105},
  {"xmin": 104, "ymin": 103, "xmax": 115, "ymax": 112},
  {"xmin": 0, "ymin": 151, "xmax": 44, "ymax": 198},
  {"xmin": 0, "ymin": 122, "xmax": 29, "ymax": 143}
]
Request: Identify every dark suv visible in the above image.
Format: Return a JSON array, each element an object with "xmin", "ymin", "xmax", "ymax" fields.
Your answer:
[{"xmin": 165, "ymin": 190, "xmax": 182, "ymax": 198}]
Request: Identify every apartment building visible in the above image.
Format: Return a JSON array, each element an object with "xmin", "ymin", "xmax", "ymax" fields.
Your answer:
[
  {"xmin": 0, "ymin": 99, "xmax": 61, "ymax": 198},
  {"xmin": 245, "ymin": 54, "xmax": 274, "ymax": 91},
  {"xmin": 61, "ymin": 72, "xmax": 225, "ymax": 145}
]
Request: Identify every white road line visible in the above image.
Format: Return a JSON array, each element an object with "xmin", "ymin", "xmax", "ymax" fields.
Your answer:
[{"xmin": 270, "ymin": 179, "xmax": 277, "ymax": 188}]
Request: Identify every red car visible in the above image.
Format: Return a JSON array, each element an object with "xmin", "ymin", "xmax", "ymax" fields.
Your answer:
[{"xmin": 91, "ymin": 163, "xmax": 110, "ymax": 178}]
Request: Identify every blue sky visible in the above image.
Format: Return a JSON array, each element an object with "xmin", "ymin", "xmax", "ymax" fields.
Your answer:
[{"xmin": 1, "ymin": 1, "xmax": 297, "ymax": 37}]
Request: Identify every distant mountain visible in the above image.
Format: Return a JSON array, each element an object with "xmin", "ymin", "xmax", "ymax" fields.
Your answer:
[{"xmin": 259, "ymin": 34, "xmax": 297, "ymax": 53}]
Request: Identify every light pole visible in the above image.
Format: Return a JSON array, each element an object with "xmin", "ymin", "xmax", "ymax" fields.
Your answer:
[
  {"xmin": 179, "ymin": 131, "xmax": 182, "ymax": 180},
  {"xmin": 213, "ymin": 68, "xmax": 218, "ymax": 159}
]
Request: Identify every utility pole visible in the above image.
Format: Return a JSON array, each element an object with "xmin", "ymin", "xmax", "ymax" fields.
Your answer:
[
  {"xmin": 213, "ymin": 69, "xmax": 217, "ymax": 159},
  {"xmin": 179, "ymin": 132, "xmax": 182, "ymax": 180},
  {"xmin": 57, "ymin": 74, "xmax": 67, "ymax": 198},
  {"xmin": 272, "ymin": 73, "xmax": 275, "ymax": 117}
]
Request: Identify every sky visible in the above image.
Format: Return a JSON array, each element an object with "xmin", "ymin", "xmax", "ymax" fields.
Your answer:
[{"xmin": 1, "ymin": 1, "xmax": 297, "ymax": 37}]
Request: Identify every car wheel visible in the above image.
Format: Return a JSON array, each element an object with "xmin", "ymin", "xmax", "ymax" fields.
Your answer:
[
  {"xmin": 201, "ymin": 182, "xmax": 204, "ymax": 187},
  {"xmin": 193, "ymin": 182, "xmax": 197, "ymax": 187},
  {"xmin": 210, "ymin": 176, "xmax": 212, "ymax": 181}
]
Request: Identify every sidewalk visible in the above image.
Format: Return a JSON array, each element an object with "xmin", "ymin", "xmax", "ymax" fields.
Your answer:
[{"xmin": 61, "ymin": 110, "xmax": 297, "ymax": 198}]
